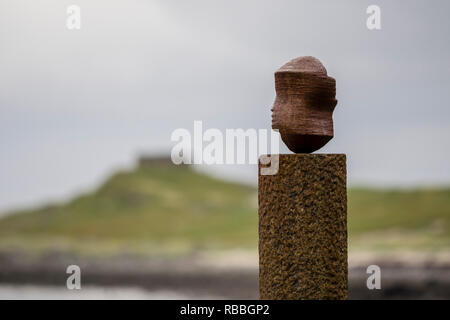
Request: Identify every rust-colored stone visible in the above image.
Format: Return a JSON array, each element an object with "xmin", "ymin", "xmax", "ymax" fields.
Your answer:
[
  {"xmin": 271, "ymin": 56, "xmax": 337, "ymax": 153},
  {"xmin": 259, "ymin": 154, "xmax": 347, "ymax": 300}
]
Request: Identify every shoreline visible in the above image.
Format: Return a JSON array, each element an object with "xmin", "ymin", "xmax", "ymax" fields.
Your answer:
[{"xmin": 0, "ymin": 250, "xmax": 449, "ymax": 299}]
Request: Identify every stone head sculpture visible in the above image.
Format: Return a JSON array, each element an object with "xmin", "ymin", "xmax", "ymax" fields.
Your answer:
[{"xmin": 271, "ymin": 56, "xmax": 337, "ymax": 153}]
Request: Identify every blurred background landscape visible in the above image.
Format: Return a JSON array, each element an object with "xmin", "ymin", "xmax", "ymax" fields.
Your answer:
[
  {"xmin": 0, "ymin": 0, "xmax": 449, "ymax": 299},
  {"xmin": 0, "ymin": 157, "xmax": 449, "ymax": 299}
]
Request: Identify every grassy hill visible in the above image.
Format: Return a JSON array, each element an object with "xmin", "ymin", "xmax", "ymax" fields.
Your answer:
[{"xmin": 0, "ymin": 162, "xmax": 448, "ymax": 256}]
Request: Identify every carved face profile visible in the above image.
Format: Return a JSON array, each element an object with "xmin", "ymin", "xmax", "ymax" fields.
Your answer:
[{"xmin": 271, "ymin": 56, "xmax": 337, "ymax": 153}]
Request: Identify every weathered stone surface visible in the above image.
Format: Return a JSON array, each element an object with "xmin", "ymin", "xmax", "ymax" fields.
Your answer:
[{"xmin": 259, "ymin": 154, "xmax": 347, "ymax": 300}]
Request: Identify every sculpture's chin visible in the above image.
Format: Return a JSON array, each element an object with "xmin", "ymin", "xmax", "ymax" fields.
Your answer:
[{"xmin": 280, "ymin": 132, "xmax": 333, "ymax": 153}]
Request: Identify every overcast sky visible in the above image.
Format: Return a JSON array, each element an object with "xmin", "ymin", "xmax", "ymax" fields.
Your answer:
[{"xmin": 0, "ymin": 0, "xmax": 449, "ymax": 213}]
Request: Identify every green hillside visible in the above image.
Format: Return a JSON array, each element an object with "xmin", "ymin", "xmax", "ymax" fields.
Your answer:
[{"xmin": 0, "ymin": 162, "xmax": 448, "ymax": 255}]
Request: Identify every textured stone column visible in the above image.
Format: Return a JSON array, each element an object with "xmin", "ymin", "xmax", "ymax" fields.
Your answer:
[{"xmin": 259, "ymin": 154, "xmax": 347, "ymax": 300}]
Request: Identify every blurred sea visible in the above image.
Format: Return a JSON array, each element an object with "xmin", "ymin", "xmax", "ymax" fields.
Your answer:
[{"xmin": 0, "ymin": 285, "xmax": 213, "ymax": 300}]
